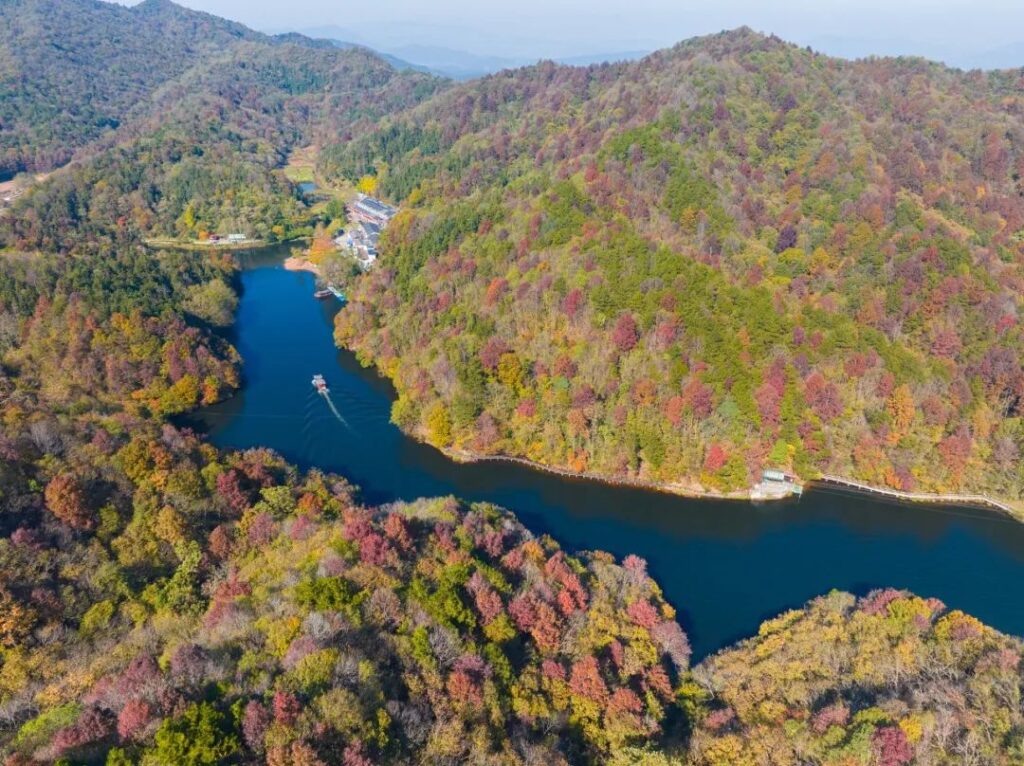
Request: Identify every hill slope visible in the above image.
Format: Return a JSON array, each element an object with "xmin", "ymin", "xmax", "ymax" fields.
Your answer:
[
  {"xmin": 0, "ymin": 0, "xmax": 444, "ymax": 249},
  {"xmin": 324, "ymin": 29, "xmax": 1024, "ymax": 506},
  {"xmin": 0, "ymin": 0, "xmax": 426, "ymax": 178},
  {"xmin": 1, "ymin": 0, "xmax": 240, "ymax": 174}
]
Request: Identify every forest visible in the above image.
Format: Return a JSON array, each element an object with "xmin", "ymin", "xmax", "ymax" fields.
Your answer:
[
  {"xmin": 325, "ymin": 29, "xmax": 1024, "ymax": 507},
  {"xmin": 0, "ymin": 1, "xmax": 1023, "ymax": 763}
]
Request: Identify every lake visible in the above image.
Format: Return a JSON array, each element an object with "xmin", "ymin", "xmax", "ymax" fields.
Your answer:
[{"xmin": 193, "ymin": 245, "xmax": 1024, "ymax": 660}]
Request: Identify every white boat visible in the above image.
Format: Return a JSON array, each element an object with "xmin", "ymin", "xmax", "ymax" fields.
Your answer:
[{"xmin": 312, "ymin": 374, "xmax": 328, "ymax": 395}]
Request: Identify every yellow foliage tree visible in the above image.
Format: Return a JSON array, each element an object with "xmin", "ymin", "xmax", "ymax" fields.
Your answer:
[
  {"xmin": 425, "ymin": 402, "xmax": 453, "ymax": 447},
  {"xmin": 887, "ymin": 384, "xmax": 915, "ymax": 436},
  {"xmin": 356, "ymin": 175, "xmax": 378, "ymax": 195}
]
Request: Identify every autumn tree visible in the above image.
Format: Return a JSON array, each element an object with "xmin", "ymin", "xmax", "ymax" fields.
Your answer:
[{"xmin": 45, "ymin": 472, "xmax": 95, "ymax": 530}]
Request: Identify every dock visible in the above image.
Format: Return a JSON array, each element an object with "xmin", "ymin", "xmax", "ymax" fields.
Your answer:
[
  {"xmin": 750, "ymin": 468, "xmax": 803, "ymax": 500},
  {"xmin": 817, "ymin": 474, "xmax": 1016, "ymax": 515}
]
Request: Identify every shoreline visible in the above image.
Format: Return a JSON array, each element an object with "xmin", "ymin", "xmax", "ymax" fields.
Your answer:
[
  {"xmin": 811, "ymin": 475, "xmax": 1020, "ymax": 519},
  {"xmin": 145, "ymin": 236, "xmax": 310, "ymax": 253},
  {"xmin": 442, "ymin": 447, "xmax": 794, "ymax": 503},
  {"xmin": 145, "ymin": 237, "xmax": 268, "ymax": 252},
  {"xmin": 439, "ymin": 448, "xmax": 1021, "ymax": 517},
  {"xmin": 283, "ymin": 255, "xmax": 320, "ymax": 275},
  {"xmin": 315, "ymin": 250, "xmax": 1023, "ymax": 520}
]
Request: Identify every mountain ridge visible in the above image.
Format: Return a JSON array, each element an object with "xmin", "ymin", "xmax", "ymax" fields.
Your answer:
[
  {"xmin": 323, "ymin": 23, "xmax": 1024, "ymax": 509},
  {"xmin": 0, "ymin": 0, "xmax": 409, "ymax": 176}
]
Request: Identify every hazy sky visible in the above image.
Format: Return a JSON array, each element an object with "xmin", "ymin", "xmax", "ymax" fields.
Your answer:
[{"xmin": 120, "ymin": 0, "xmax": 1024, "ymax": 67}]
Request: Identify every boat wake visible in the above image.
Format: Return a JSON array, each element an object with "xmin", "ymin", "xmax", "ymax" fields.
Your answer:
[{"xmin": 321, "ymin": 390, "xmax": 352, "ymax": 431}]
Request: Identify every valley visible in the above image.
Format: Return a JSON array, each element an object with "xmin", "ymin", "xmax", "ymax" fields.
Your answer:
[{"xmin": 0, "ymin": 0, "xmax": 1022, "ymax": 763}]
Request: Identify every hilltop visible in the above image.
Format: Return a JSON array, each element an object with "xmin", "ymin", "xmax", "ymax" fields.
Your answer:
[{"xmin": 324, "ymin": 28, "xmax": 1024, "ymax": 507}]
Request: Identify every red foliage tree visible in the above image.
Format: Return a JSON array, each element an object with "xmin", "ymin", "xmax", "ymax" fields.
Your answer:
[
  {"xmin": 242, "ymin": 700, "xmax": 270, "ymax": 751},
  {"xmin": 382, "ymin": 513, "xmax": 413, "ymax": 551},
  {"xmin": 569, "ymin": 656, "xmax": 609, "ymax": 704},
  {"xmin": 44, "ymin": 473, "xmax": 94, "ymax": 530},
  {"xmin": 447, "ymin": 669, "xmax": 483, "ymax": 708},
  {"xmin": 626, "ymin": 600, "xmax": 660, "ymax": 629},
  {"xmin": 116, "ymin": 699, "xmax": 153, "ymax": 741},
  {"xmin": 273, "ymin": 690, "xmax": 301, "ymax": 726},
  {"xmin": 530, "ymin": 601, "xmax": 563, "ymax": 652},
  {"xmin": 508, "ymin": 593, "xmax": 537, "ymax": 630},
  {"xmin": 562, "ymin": 288, "xmax": 584, "ymax": 318},
  {"xmin": 939, "ymin": 427, "xmax": 973, "ymax": 478},
  {"xmin": 247, "ymin": 511, "xmax": 276, "ymax": 547},
  {"xmin": 873, "ymin": 725, "xmax": 914, "ymax": 766},
  {"xmin": 359, "ymin": 533, "xmax": 395, "ymax": 567},
  {"xmin": 612, "ymin": 313, "xmax": 639, "ymax": 352},
  {"xmin": 342, "ymin": 742, "xmax": 374, "ymax": 766},
  {"xmin": 479, "ymin": 337, "xmax": 509, "ymax": 371},
  {"xmin": 208, "ymin": 525, "xmax": 234, "ymax": 560},
  {"xmin": 485, "ymin": 277, "xmax": 508, "ymax": 306},
  {"xmin": 812, "ymin": 702, "xmax": 850, "ymax": 733},
  {"xmin": 682, "ymin": 379, "xmax": 714, "ymax": 418},
  {"xmin": 754, "ymin": 381, "xmax": 782, "ymax": 427},
  {"xmin": 606, "ymin": 687, "xmax": 643, "ymax": 720},
  {"xmin": 665, "ymin": 395, "xmax": 686, "ymax": 427},
  {"xmin": 216, "ymin": 469, "xmax": 249, "ymax": 515},
  {"xmin": 704, "ymin": 443, "xmax": 728, "ymax": 473},
  {"xmin": 804, "ymin": 371, "xmax": 843, "ymax": 421},
  {"xmin": 52, "ymin": 707, "xmax": 113, "ymax": 756}
]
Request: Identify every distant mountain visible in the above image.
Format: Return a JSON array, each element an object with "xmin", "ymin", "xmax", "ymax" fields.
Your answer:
[
  {"xmin": 284, "ymin": 30, "xmax": 653, "ymax": 80},
  {"xmin": 555, "ymin": 50, "xmax": 650, "ymax": 67},
  {"xmin": 968, "ymin": 41, "xmax": 1024, "ymax": 70},
  {"xmin": 322, "ymin": 40, "xmax": 435, "ymax": 76},
  {"xmin": 289, "ymin": 25, "xmax": 435, "ymax": 74},
  {"xmin": 384, "ymin": 44, "xmax": 522, "ymax": 80},
  {"xmin": 360, "ymin": 44, "xmax": 653, "ymax": 80},
  {"xmin": 806, "ymin": 33, "xmax": 1024, "ymax": 70}
]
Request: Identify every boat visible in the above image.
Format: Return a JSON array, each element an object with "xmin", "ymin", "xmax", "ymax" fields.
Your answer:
[
  {"xmin": 312, "ymin": 374, "xmax": 329, "ymax": 395},
  {"xmin": 327, "ymin": 284, "xmax": 347, "ymax": 302},
  {"xmin": 313, "ymin": 288, "xmax": 332, "ymax": 299}
]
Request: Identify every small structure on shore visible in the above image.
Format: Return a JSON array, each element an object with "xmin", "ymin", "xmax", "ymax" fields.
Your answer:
[
  {"xmin": 751, "ymin": 468, "xmax": 803, "ymax": 500},
  {"xmin": 348, "ymin": 194, "xmax": 397, "ymax": 227},
  {"xmin": 339, "ymin": 195, "xmax": 396, "ymax": 269}
]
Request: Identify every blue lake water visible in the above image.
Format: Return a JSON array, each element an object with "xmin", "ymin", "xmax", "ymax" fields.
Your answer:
[{"xmin": 193, "ymin": 246, "xmax": 1024, "ymax": 660}]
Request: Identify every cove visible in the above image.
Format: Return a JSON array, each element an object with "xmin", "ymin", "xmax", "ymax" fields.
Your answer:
[{"xmin": 193, "ymin": 245, "xmax": 1024, "ymax": 660}]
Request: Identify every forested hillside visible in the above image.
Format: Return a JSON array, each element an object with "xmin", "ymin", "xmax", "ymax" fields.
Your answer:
[
  {"xmin": 0, "ymin": 0, "xmax": 345, "ymax": 177},
  {"xmin": 2, "ymin": 3, "xmax": 1024, "ymax": 763},
  {"xmin": 2, "ymin": 43, "xmax": 439, "ymax": 249},
  {"xmin": 0, "ymin": 0, "xmax": 443, "ymax": 247},
  {"xmin": 326, "ymin": 30, "xmax": 1024, "ymax": 505}
]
